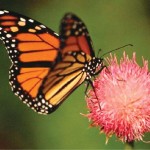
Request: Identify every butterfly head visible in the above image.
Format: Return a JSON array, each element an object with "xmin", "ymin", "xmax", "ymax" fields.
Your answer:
[{"xmin": 84, "ymin": 57, "xmax": 104, "ymax": 80}]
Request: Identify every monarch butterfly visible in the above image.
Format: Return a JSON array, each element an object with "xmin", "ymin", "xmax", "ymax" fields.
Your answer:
[{"xmin": 0, "ymin": 9, "xmax": 104, "ymax": 114}]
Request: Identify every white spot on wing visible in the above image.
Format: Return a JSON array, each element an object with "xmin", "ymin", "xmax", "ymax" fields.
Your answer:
[
  {"xmin": 4, "ymin": 10, "xmax": 9, "ymax": 13},
  {"xmin": 12, "ymin": 39, "xmax": 16, "ymax": 42},
  {"xmin": 40, "ymin": 25, "xmax": 46, "ymax": 28},
  {"xmin": 54, "ymin": 32, "xmax": 59, "ymax": 36},
  {"xmin": 29, "ymin": 19, "xmax": 34, "ymax": 23},
  {"xmin": 72, "ymin": 24, "xmax": 77, "ymax": 29},
  {"xmin": 11, "ymin": 44, "xmax": 15, "ymax": 47},
  {"xmin": 6, "ymin": 34, "xmax": 12, "ymax": 38},
  {"xmin": 0, "ymin": 11, "xmax": 4, "ymax": 14},
  {"xmin": 20, "ymin": 17, "xmax": 26, "ymax": 22}
]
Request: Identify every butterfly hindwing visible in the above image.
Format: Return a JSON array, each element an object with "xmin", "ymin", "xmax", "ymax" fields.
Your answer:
[{"xmin": 41, "ymin": 51, "xmax": 91, "ymax": 107}]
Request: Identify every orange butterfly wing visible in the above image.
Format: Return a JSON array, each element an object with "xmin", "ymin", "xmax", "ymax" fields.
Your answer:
[
  {"xmin": 0, "ymin": 10, "xmax": 60, "ymax": 114},
  {"xmin": 60, "ymin": 13, "xmax": 95, "ymax": 57},
  {"xmin": 41, "ymin": 13, "xmax": 95, "ymax": 107}
]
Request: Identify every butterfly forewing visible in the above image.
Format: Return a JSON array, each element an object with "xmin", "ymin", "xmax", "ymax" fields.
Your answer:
[
  {"xmin": 60, "ymin": 13, "xmax": 95, "ymax": 57},
  {"xmin": 0, "ymin": 10, "xmax": 60, "ymax": 65},
  {"xmin": 0, "ymin": 9, "xmax": 60, "ymax": 113}
]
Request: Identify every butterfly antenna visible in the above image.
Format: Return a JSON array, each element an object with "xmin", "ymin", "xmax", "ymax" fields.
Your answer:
[
  {"xmin": 97, "ymin": 49, "xmax": 102, "ymax": 57},
  {"xmin": 100, "ymin": 44, "xmax": 133, "ymax": 58}
]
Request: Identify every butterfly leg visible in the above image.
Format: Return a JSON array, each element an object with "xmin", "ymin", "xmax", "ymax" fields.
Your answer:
[
  {"xmin": 86, "ymin": 65, "xmax": 107, "ymax": 109},
  {"xmin": 86, "ymin": 79, "xmax": 101, "ymax": 110},
  {"xmin": 85, "ymin": 81, "xmax": 90, "ymax": 97}
]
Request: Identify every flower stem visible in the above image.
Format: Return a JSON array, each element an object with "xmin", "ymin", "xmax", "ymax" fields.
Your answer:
[{"xmin": 125, "ymin": 141, "xmax": 134, "ymax": 150}]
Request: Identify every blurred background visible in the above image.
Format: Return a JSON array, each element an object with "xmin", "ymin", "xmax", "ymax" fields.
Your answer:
[{"xmin": 0, "ymin": 0, "xmax": 150, "ymax": 149}]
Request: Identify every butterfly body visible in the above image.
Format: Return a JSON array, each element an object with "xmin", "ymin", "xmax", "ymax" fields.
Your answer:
[{"xmin": 0, "ymin": 10, "xmax": 104, "ymax": 114}]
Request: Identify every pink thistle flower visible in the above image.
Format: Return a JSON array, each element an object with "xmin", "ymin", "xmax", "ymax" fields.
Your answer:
[{"xmin": 85, "ymin": 52, "xmax": 150, "ymax": 143}]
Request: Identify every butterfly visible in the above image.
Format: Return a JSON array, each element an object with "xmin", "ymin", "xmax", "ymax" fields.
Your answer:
[{"xmin": 0, "ymin": 9, "xmax": 104, "ymax": 114}]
